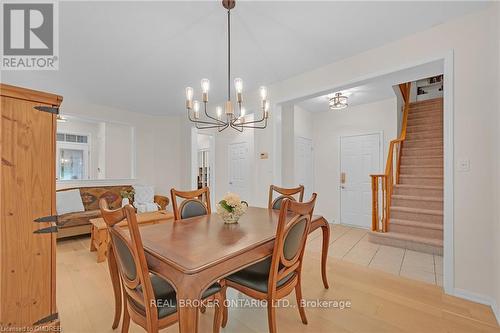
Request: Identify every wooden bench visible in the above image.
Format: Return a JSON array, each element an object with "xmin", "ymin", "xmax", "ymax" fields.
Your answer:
[{"xmin": 89, "ymin": 210, "xmax": 174, "ymax": 262}]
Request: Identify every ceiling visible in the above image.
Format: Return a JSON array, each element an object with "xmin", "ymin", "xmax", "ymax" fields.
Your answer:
[
  {"xmin": 1, "ymin": 1, "xmax": 488, "ymax": 115},
  {"xmin": 296, "ymin": 59, "xmax": 444, "ymax": 112}
]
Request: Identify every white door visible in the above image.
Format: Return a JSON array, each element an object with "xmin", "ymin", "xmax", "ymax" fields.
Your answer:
[
  {"xmin": 340, "ymin": 133, "xmax": 381, "ymax": 228},
  {"xmin": 228, "ymin": 142, "xmax": 250, "ymax": 199},
  {"xmin": 295, "ymin": 137, "xmax": 314, "ymax": 200}
]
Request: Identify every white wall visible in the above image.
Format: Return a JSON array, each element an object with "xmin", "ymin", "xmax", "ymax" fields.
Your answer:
[
  {"xmin": 310, "ymin": 98, "xmax": 397, "ymax": 223},
  {"xmin": 495, "ymin": 2, "xmax": 500, "ymax": 323},
  {"xmin": 294, "ymin": 105, "xmax": 313, "ymax": 140},
  {"xmin": 224, "ymin": 4, "xmax": 499, "ymax": 307}
]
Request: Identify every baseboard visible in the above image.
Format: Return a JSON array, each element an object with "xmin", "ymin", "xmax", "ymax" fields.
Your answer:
[
  {"xmin": 492, "ymin": 300, "xmax": 500, "ymax": 326},
  {"xmin": 452, "ymin": 288, "xmax": 500, "ymax": 325}
]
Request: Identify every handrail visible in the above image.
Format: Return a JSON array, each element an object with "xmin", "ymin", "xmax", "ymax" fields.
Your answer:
[{"xmin": 370, "ymin": 82, "xmax": 411, "ymax": 232}]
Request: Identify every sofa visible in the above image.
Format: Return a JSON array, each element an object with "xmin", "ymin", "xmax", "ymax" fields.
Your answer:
[{"xmin": 56, "ymin": 185, "xmax": 169, "ymax": 238}]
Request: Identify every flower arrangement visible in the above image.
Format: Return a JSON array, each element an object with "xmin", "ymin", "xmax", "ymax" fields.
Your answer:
[
  {"xmin": 217, "ymin": 192, "xmax": 247, "ymax": 224},
  {"xmin": 120, "ymin": 189, "xmax": 135, "ymax": 207}
]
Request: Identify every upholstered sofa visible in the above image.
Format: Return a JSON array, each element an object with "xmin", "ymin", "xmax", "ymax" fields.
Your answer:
[{"xmin": 56, "ymin": 185, "xmax": 169, "ymax": 238}]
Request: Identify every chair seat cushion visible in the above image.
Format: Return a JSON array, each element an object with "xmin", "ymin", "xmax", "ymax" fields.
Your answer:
[
  {"xmin": 134, "ymin": 274, "xmax": 221, "ymax": 318},
  {"xmin": 226, "ymin": 257, "xmax": 295, "ymax": 293}
]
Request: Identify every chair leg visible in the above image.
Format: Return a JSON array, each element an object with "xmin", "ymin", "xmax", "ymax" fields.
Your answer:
[
  {"xmin": 121, "ymin": 302, "xmax": 130, "ymax": 333},
  {"xmin": 212, "ymin": 293, "xmax": 223, "ymax": 333},
  {"xmin": 295, "ymin": 281, "xmax": 308, "ymax": 325},
  {"xmin": 267, "ymin": 299, "xmax": 277, "ymax": 333},
  {"xmin": 221, "ymin": 284, "xmax": 228, "ymax": 328}
]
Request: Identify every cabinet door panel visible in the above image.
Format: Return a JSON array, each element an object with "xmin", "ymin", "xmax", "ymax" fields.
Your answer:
[{"xmin": 1, "ymin": 96, "xmax": 55, "ymax": 326}]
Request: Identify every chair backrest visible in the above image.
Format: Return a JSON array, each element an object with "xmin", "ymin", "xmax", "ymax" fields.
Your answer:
[
  {"xmin": 268, "ymin": 185, "xmax": 305, "ymax": 210},
  {"xmin": 99, "ymin": 199, "xmax": 159, "ymax": 323},
  {"xmin": 170, "ymin": 187, "xmax": 211, "ymax": 220},
  {"xmin": 268, "ymin": 193, "xmax": 317, "ymax": 293}
]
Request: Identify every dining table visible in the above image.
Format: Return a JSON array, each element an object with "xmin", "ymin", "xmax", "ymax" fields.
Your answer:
[{"xmin": 108, "ymin": 206, "xmax": 330, "ymax": 333}]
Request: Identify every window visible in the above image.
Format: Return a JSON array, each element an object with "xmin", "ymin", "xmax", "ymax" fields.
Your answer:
[{"xmin": 56, "ymin": 132, "xmax": 90, "ymax": 180}]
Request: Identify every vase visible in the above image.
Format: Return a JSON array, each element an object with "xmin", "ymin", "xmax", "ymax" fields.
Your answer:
[{"xmin": 222, "ymin": 213, "xmax": 240, "ymax": 224}]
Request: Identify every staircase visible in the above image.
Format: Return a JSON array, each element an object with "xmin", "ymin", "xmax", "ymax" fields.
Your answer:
[{"xmin": 369, "ymin": 98, "xmax": 443, "ymax": 255}]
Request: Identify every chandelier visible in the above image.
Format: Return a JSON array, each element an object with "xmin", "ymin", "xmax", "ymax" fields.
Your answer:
[
  {"xmin": 184, "ymin": 0, "xmax": 269, "ymax": 132},
  {"xmin": 329, "ymin": 92, "xmax": 348, "ymax": 110}
]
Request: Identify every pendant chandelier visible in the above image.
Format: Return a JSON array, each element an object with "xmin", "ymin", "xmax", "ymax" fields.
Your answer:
[
  {"xmin": 329, "ymin": 92, "xmax": 348, "ymax": 110},
  {"xmin": 184, "ymin": 0, "xmax": 269, "ymax": 132}
]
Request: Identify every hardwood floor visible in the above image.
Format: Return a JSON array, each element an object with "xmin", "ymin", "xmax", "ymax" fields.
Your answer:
[{"xmin": 57, "ymin": 227, "xmax": 499, "ymax": 333}]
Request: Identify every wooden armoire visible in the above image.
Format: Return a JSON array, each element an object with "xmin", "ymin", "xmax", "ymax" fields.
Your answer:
[{"xmin": 1, "ymin": 84, "xmax": 62, "ymax": 329}]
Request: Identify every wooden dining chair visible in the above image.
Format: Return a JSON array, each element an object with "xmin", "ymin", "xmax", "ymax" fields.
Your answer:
[
  {"xmin": 268, "ymin": 184, "xmax": 305, "ymax": 210},
  {"xmin": 170, "ymin": 187, "xmax": 211, "ymax": 221},
  {"xmin": 99, "ymin": 199, "xmax": 224, "ymax": 333},
  {"xmin": 223, "ymin": 193, "xmax": 318, "ymax": 333}
]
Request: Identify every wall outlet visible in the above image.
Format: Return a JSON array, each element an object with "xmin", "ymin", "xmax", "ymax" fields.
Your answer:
[{"xmin": 457, "ymin": 159, "xmax": 470, "ymax": 172}]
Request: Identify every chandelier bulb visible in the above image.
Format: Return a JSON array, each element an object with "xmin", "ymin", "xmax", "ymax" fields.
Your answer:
[
  {"xmin": 259, "ymin": 86, "xmax": 267, "ymax": 101},
  {"xmin": 185, "ymin": 87, "xmax": 193, "ymax": 101}
]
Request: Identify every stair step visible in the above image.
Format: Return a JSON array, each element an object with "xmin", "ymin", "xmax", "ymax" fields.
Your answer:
[
  {"xmin": 406, "ymin": 124, "xmax": 443, "ymax": 133},
  {"xmin": 403, "ymin": 139, "xmax": 443, "ymax": 149},
  {"xmin": 391, "ymin": 206, "xmax": 443, "ymax": 224},
  {"xmin": 406, "ymin": 132, "xmax": 443, "ymax": 140},
  {"xmin": 408, "ymin": 113, "xmax": 443, "ymax": 121},
  {"xmin": 391, "ymin": 195, "xmax": 443, "ymax": 210},
  {"xmin": 390, "ymin": 219, "xmax": 443, "ymax": 240},
  {"xmin": 409, "ymin": 98, "xmax": 443, "ymax": 106},
  {"xmin": 408, "ymin": 118, "xmax": 443, "ymax": 126},
  {"xmin": 400, "ymin": 156, "xmax": 443, "ymax": 166},
  {"xmin": 402, "ymin": 147, "xmax": 443, "ymax": 157},
  {"xmin": 393, "ymin": 184, "xmax": 443, "ymax": 197},
  {"xmin": 399, "ymin": 175, "xmax": 443, "ymax": 186},
  {"xmin": 399, "ymin": 165, "xmax": 443, "ymax": 176},
  {"xmin": 368, "ymin": 231, "xmax": 443, "ymax": 255},
  {"xmin": 391, "ymin": 218, "xmax": 443, "ymax": 230}
]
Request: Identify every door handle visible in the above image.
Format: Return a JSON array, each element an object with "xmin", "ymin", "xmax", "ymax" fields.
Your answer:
[{"xmin": 229, "ymin": 182, "xmax": 233, "ymax": 185}]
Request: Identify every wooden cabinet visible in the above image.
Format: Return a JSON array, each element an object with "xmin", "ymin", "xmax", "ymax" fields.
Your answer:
[{"xmin": 0, "ymin": 84, "xmax": 62, "ymax": 329}]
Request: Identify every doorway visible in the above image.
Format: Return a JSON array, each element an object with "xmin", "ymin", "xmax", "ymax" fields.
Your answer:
[
  {"xmin": 228, "ymin": 141, "xmax": 250, "ymax": 199},
  {"xmin": 339, "ymin": 132, "xmax": 382, "ymax": 228}
]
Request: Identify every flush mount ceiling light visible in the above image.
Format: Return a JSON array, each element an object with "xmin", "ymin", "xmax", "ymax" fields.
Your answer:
[
  {"xmin": 184, "ymin": 0, "xmax": 269, "ymax": 132},
  {"xmin": 329, "ymin": 92, "xmax": 348, "ymax": 110}
]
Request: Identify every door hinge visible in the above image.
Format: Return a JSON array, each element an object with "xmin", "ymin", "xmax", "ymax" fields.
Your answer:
[
  {"xmin": 33, "ymin": 225, "xmax": 58, "ymax": 234},
  {"xmin": 34, "ymin": 106, "xmax": 59, "ymax": 115},
  {"xmin": 33, "ymin": 312, "xmax": 58, "ymax": 325},
  {"xmin": 34, "ymin": 215, "xmax": 58, "ymax": 223}
]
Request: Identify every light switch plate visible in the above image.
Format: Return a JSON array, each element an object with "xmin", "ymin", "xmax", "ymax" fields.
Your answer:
[{"xmin": 458, "ymin": 159, "xmax": 470, "ymax": 172}]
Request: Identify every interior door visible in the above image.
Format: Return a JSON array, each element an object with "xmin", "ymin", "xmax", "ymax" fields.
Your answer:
[
  {"xmin": 1, "ymin": 97, "xmax": 55, "ymax": 325},
  {"xmin": 228, "ymin": 142, "xmax": 250, "ymax": 199},
  {"xmin": 340, "ymin": 133, "xmax": 381, "ymax": 228},
  {"xmin": 295, "ymin": 137, "xmax": 314, "ymax": 199}
]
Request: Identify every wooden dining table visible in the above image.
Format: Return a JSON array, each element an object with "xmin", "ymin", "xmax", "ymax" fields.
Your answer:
[{"xmin": 109, "ymin": 207, "xmax": 330, "ymax": 333}]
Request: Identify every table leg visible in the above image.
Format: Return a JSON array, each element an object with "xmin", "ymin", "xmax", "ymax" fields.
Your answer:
[
  {"xmin": 107, "ymin": 242, "xmax": 122, "ymax": 329},
  {"xmin": 90, "ymin": 226, "xmax": 97, "ymax": 252},
  {"xmin": 319, "ymin": 218, "xmax": 330, "ymax": 289},
  {"xmin": 96, "ymin": 228, "xmax": 109, "ymax": 263},
  {"xmin": 177, "ymin": 283, "xmax": 201, "ymax": 333}
]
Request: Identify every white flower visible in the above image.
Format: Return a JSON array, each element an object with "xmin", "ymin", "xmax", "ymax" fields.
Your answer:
[{"xmin": 224, "ymin": 192, "xmax": 241, "ymax": 207}]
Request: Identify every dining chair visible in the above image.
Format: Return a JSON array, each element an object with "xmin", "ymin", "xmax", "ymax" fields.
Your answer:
[
  {"xmin": 223, "ymin": 193, "xmax": 318, "ymax": 333},
  {"xmin": 99, "ymin": 199, "xmax": 224, "ymax": 333},
  {"xmin": 268, "ymin": 184, "xmax": 305, "ymax": 210},
  {"xmin": 170, "ymin": 187, "xmax": 211, "ymax": 221}
]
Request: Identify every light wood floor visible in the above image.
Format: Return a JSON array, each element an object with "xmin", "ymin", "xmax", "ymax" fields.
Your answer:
[
  {"xmin": 313, "ymin": 224, "xmax": 443, "ymax": 286},
  {"xmin": 57, "ymin": 227, "xmax": 499, "ymax": 333}
]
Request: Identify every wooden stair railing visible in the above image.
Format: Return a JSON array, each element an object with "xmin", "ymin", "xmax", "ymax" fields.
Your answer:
[{"xmin": 371, "ymin": 82, "xmax": 411, "ymax": 232}]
